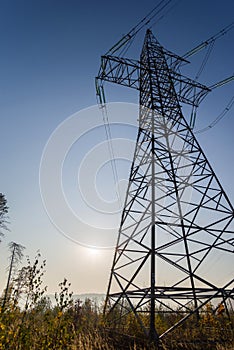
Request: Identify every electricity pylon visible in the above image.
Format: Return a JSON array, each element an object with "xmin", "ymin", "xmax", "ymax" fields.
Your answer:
[{"xmin": 96, "ymin": 29, "xmax": 234, "ymax": 344}]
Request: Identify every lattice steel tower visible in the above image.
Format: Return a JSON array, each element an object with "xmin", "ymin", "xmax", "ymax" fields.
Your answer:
[{"xmin": 96, "ymin": 29, "xmax": 234, "ymax": 344}]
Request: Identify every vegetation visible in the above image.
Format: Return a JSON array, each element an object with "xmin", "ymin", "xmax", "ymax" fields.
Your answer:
[
  {"xmin": 0, "ymin": 195, "xmax": 233, "ymax": 349},
  {"xmin": 0, "ymin": 252, "xmax": 232, "ymax": 350},
  {"xmin": 2, "ymin": 242, "xmax": 25, "ymax": 311}
]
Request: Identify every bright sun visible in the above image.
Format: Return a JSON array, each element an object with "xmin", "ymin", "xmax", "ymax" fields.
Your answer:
[{"xmin": 86, "ymin": 247, "xmax": 100, "ymax": 257}]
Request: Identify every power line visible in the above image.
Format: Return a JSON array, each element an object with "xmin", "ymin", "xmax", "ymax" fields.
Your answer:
[
  {"xmin": 101, "ymin": 105, "xmax": 122, "ymax": 209},
  {"xmin": 107, "ymin": 0, "xmax": 175, "ymax": 56},
  {"xmin": 194, "ymin": 41, "xmax": 215, "ymax": 80},
  {"xmin": 195, "ymin": 95, "xmax": 234, "ymax": 134},
  {"xmin": 149, "ymin": 0, "xmax": 182, "ymax": 30},
  {"xmin": 119, "ymin": 0, "xmax": 182, "ymax": 57},
  {"xmin": 182, "ymin": 22, "xmax": 234, "ymax": 60}
]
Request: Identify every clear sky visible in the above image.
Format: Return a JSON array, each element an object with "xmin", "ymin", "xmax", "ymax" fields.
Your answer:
[{"xmin": 0, "ymin": 0, "xmax": 233, "ymax": 294}]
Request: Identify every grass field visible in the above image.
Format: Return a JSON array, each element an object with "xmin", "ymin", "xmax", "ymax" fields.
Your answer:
[{"xmin": 0, "ymin": 252, "xmax": 233, "ymax": 349}]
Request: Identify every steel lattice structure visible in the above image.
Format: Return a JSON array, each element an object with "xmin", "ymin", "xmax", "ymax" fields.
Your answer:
[{"xmin": 96, "ymin": 30, "xmax": 234, "ymax": 344}]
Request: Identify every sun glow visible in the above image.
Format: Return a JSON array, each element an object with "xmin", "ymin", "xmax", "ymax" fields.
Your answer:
[{"xmin": 86, "ymin": 247, "xmax": 100, "ymax": 257}]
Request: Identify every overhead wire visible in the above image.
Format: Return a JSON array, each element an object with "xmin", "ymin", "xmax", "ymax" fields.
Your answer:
[
  {"xmin": 119, "ymin": 34, "xmax": 136, "ymax": 57},
  {"xmin": 185, "ymin": 24, "xmax": 234, "ymax": 130},
  {"xmin": 188, "ymin": 41, "xmax": 215, "ymax": 128},
  {"xmin": 190, "ymin": 26, "xmax": 234, "ymax": 133},
  {"xmin": 101, "ymin": 106, "xmax": 123, "ymax": 210},
  {"xmin": 195, "ymin": 94, "xmax": 234, "ymax": 134},
  {"xmin": 119, "ymin": 0, "xmax": 182, "ymax": 57},
  {"xmin": 194, "ymin": 41, "xmax": 215, "ymax": 80},
  {"xmin": 107, "ymin": 0, "xmax": 175, "ymax": 56},
  {"xmin": 149, "ymin": 0, "xmax": 182, "ymax": 30},
  {"xmin": 182, "ymin": 22, "xmax": 234, "ymax": 60},
  {"xmin": 133, "ymin": 0, "xmax": 174, "ymax": 34}
]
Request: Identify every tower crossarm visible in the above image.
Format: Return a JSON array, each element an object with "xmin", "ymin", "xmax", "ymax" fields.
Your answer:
[
  {"xmin": 96, "ymin": 55, "xmax": 141, "ymax": 90},
  {"xmin": 170, "ymin": 71, "xmax": 211, "ymax": 106},
  {"xmin": 96, "ymin": 54, "xmax": 210, "ymax": 108}
]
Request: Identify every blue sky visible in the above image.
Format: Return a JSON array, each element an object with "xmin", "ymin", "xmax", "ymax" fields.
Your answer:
[{"xmin": 0, "ymin": 0, "xmax": 233, "ymax": 294}]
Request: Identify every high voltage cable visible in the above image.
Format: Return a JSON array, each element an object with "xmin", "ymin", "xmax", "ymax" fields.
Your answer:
[
  {"xmin": 119, "ymin": 0, "xmax": 181, "ymax": 57},
  {"xmin": 101, "ymin": 106, "xmax": 122, "ymax": 209},
  {"xmin": 182, "ymin": 22, "xmax": 234, "ymax": 59},
  {"xmin": 107, "ymin": 0, "xmax": 175, "ymax": 56},
  {"xmin": 119, "ymin": 34, "xmax": 135, "ymax": 57},
  {"xmin": 195, "ymin": 95, "xmax": 234, "ymax": 134},
  {"xmin": 194, "ymin": 41, "xmax": 215, "ymax": 80},
  {"xmin": 185, "ymin": 24, "xmax": 233, "ymax": 130},
  {"xmin": 131, "ymin": 0, "xmax": 173, "ymax": 36},
  {"xmin": 149, "ymin": 0, "xmax": 182, "ymax": 30},
  {"xmin": 96, "ymin": 85, "xmax": 122, "ymax": 208}
]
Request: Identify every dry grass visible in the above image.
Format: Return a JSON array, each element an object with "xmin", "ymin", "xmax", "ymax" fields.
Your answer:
[{"xmin": 0, "ymin": 254, "xmax": 233, "ymax": 350}]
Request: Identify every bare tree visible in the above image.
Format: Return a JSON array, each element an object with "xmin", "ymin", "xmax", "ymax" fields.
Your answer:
[
  {"xmin": 0, "ymin": 193, "xmax": 8, "ymax": 239},
  {"xmin": 2, "ymin": 242, "xmax": 25, "ymax": 310}
]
